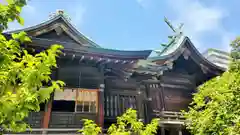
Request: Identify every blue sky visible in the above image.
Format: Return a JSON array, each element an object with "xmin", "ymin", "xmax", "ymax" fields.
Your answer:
[{"xmin": 3, "ymin": 0, "xmax": 240, "ymax": 52}]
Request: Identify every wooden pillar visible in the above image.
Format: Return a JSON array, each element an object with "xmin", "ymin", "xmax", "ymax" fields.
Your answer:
[
  {"xmin": 97, "ymin": 63, "xmax": 105, "ymax": 130},
  {"xmin": 42, "ymin": 93, "xmax": 53, "ymax": 134},
  {"xmin": 178, "ymin": 130, "xmax": 183, "ymax": 135},
  {"xmin": 42, "ymin": 63, "xmax": 58, "ymax": 134},
  {"xmin": 161, "ymin": 127, "xmax": 165, "ymax": 135},
  {"xmin": 178, "ymin": 126, "xmax": 183, "ymax": 135},
  {"xmin": 159, "ymin": 83, "xmax": 166, "ymax": 111},
  {"xmin": 145, "ymin": 83, "xmax": 153, "ymax": 123},
  {"xmin": 136, "ymin": 87, "xmax": 143, "ymax": 119},
  {"xmin": 98, "ymin": 84, "xmax": 105, "ymax": 129}
]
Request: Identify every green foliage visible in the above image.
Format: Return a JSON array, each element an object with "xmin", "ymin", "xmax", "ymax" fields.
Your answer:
[
  {"xmin": 184, "ymin": 37, "xmax": 240, "ymax": 135},
  {"xmin": 0, "ymin": 0, "xmax": 26, "ymax": 32},
  {"xmin": 0, "ymin": 0, "xmax": 65, "ymax": 132},
  {"xmin": 0, "ymin": 32, "xmax": 64, "ymax": 132},
  {"xmin": 78, "ymin": 109, "xmax": 160, "ymax": 135},
  {"xmin": 78, "ymin": 119, "xmax": 102, "ymax": 135}
]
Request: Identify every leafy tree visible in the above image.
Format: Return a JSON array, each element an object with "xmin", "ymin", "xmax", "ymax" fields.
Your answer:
[
  {"xmin": 78, "ymin": 109, "xmax": 160, "ymax": 135},
  {"xmin": 184, "ymin": 37, "xmax": 240, "ymax": 134},
  {"xmin": 0, "ymin": 0, "xmax": 64, "ymax": 132}
]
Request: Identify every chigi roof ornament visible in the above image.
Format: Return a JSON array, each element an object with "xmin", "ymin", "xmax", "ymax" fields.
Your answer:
[
  {"xmin": 154, "ymin": 17, "xmax": 184, "ymax": 55},
  {"xmin": 49, "ymin": 9, "xmax": 71, "ymax": 22}
]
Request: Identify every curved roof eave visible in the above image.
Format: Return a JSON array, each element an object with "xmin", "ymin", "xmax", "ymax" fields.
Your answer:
[
  {"xmin": 4, "ymin": 15, "xmax": 101, "ymax": 48},
  {"xmin": 27, "ymin": 37, "xmax": 152, "ymax": 60}
]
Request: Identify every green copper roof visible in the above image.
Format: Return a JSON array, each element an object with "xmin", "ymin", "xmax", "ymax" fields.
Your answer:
[
  {"xmin": 156, "ymin": 35, "xmax": 185, "ymax": 56},
  {"xmin": 30, "ymin": 37, "xmax": 152, "ymax": 60}
]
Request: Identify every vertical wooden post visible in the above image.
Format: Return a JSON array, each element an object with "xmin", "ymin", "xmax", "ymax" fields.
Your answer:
[
  {"xmin": 42, "ymin": 62, "xmax": 58, "ymax": 134},
  {"xmin": 161, "ymin": 127, "xmax": 165, "ymax": 135},
  {"xmin": 178, "ymin": 126, "xmax": 183, "ymax": 135},
  {"xmin": 136, "ymin": 87, "xmax": 143, "ymax": 120},
  {"xmin": 98, "ymin": 84, "xmax": 105, "ymax": 129},
  {"xmin": 178, "ymin": 130, "xmax": 183, "ymax": 135},
  {"xmin": 42, "ymin": 93, "xmax": 53, "ymax": 134},
  {"xmin": 97, "ymin": 63, "xmax": 105, "ymax": 130},
  {"xmin": 75, "ymin": 88, "xmax": 79, "ymax": 112},
  {"xmin": 145, "ymin": 83, "xmax": 153, "ymax": 123},
  {"xmin": 159, "ymin": 83, "xmax": 166, "ymax": 111}
]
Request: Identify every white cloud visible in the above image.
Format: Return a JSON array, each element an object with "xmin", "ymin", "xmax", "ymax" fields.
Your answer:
[
  {"xmin": 167, "ymin": 0, "xmax": 232, "ymax": 51},
  {"xmin": 70, "ymin": 5, "xmax": 86, "ymax": 26},
  {"xmin": 22, "ymin": 5, "xmax": 36, "ymax": 15},
  {"xmin": 136, "ymin": 0, "xmax": 151, "ymax": 9},
  {"xmin": 220, "ymin": 32, "xmax": 236, "ymax": 52}
]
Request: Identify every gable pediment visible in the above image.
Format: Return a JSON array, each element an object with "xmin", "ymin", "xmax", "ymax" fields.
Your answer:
[
  {"xmin": 35, "ymin": 25, "xmax": 80, "ymax": 44},
  {"xmin": 29, "ymin": 21, "xmax": 85, "ymax": 45}
]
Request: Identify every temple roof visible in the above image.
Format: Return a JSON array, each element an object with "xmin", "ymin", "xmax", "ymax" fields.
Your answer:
[
  {"xmin": 4, "ymin": 11, "xmax": 152, "ymax": 60},
  {"xmin": 154, "ymin": 36, "xmax": 225, "ymax": 71},
  {"xmin": 3, "ymin": 11, "xmax": 154, "ymax": 80},
  {"xmin": 134, "ymin": 36, "xmax": 226, "ymax": 77},
  {"xmin": 3, "ymin": 12, "xmax": 225, "ymax": 81},
  {"xmin": 5, "ymin": 13, "xmax": 101, "ymax": 48}
]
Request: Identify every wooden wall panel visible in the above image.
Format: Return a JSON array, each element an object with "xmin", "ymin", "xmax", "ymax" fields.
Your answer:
[
  {"xmin": 160, "ymin": 72, "xmax": 195, "ymax": 111},
  {"xmin": 163, "ymin": 88, "xmax": 192, "ymax": 111}
]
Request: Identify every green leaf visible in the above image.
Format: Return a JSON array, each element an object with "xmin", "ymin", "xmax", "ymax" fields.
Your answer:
[
  {"xmin": 16, "ymin": 16, "xmax": 24, "ymax": 25},
  {"xmin": 6, "ymin": 0, "xmax": 14, "ymax": 4},
  {"xmin": 12, "ymin": 33, "xmax": 19, "ymax": 39},
  {"xmin": 15, "ymin": 6, "xmax": 22, "ymax": 13},
  {"xmin": 0, "ymin": 34, "xmax": 6, "ymax": 41},
  {"xmin": 24, "ymin": 36, "xmax": 31, "ymax": 42}
]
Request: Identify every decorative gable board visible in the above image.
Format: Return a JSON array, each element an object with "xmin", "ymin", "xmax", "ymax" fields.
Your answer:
[{"xmin": 36, "ymin": 30, "xmax": 77, "ymax": 43}]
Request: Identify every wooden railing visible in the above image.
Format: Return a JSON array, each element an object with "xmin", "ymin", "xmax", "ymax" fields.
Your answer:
[
  {"xmin": 2, "ymin": 128, "xmax": 108, "ymax": 135},
  {"xmin": 49, "ymin": 112, "xmax": 97, "ymax": 128},
  {"xmin": 153, "ymin": 111, "xmax": 186, "ymax": 125},
  {"xmin": 24, "ymin": 112, "xmax": 44, "ymax": 128}
]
